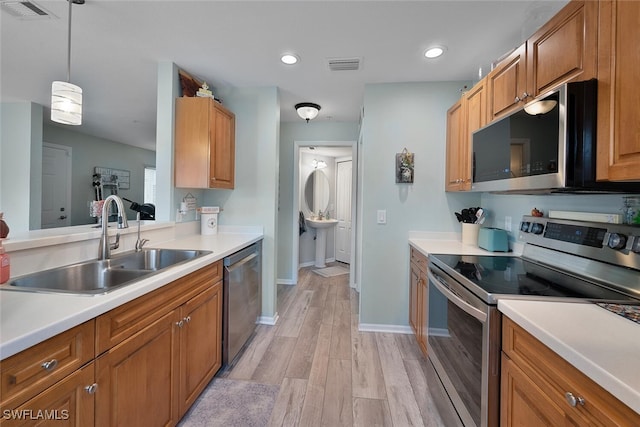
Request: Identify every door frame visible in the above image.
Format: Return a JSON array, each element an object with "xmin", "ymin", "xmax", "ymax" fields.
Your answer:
[{"xmin": 292, "ymin": 140, "xmax": 358, "ymax": 289}]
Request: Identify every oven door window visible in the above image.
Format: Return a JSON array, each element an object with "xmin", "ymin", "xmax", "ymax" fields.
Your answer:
[{"xmin": 428, "ymin": 283, "xmax": 483, "ymax": 427}]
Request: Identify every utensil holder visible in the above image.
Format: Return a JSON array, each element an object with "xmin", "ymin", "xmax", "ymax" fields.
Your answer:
[{"xmin": 461, "ymin": 223, "xmax": 480, "ymax": 246}]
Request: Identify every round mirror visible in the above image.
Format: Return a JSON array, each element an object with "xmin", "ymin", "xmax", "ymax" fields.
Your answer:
[{"xmin": 304, "ymin": 170, "xmax": 330, "ymax": 213}]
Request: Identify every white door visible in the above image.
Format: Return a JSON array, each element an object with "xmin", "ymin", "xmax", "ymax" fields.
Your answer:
[
  {"xmin": 335, "ymin": 160, "xmax": 352, "ymax": 264},
  {"xmin": 41, "ymin": 143, "xmax": 72, "ymax": 228}
]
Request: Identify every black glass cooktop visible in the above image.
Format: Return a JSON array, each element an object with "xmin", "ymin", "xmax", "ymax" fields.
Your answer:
[{"xmin": 429, "ymin": 254, "xmax": 637, "ymax": 303}]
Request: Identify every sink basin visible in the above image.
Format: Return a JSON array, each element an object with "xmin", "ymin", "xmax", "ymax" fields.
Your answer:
[
  {"xmin": 5, "ymin": 249, "xmax": 211, "ymax": 295},
  {"xmin": 305, "ymin": 218, "xmax": 338, "ymax": 229},
  {"xmin": 305, "ymin": 218, "xmax": 338, "ymax": 268}
]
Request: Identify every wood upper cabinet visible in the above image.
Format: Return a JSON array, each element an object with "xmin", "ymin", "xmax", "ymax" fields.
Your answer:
[
  {"xmin": 501, "ymin": 317, "xmax": 640, "ymax": 427},
  {"xmin": 597, "ymin": 0, "xmax": 640, "ymax": 182},
  {"xmin": 446, "ymin": 99, "xmax": 470, "ymax": 191},
  {"xmin": 488, "ymin": 0, "xmax": 597, "ymax": 121},
  {"xmin": 175, "ymin": 97, "xmax": 235, "ymax": 189},
  {"xmin": 408, "ymin": 247, "xmax": 428, "ymax": 357},
  {"xmin": 526, "ymin": 0, "xmax": 597, "ymax": 98},
  {"xmin": 487, "ymin": 43, "xmax": 527, "ymax": 120}
]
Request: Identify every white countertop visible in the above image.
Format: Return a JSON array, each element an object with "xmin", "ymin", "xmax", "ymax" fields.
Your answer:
[
  {"xmin": 0, "ymin": 231, "xmax": 262, "ymax": 360},
  {"xmin": 409, "ymin": 233, "xmax": 522, "ymax": 258},
  {"xmin": 499, "ymin": 299, "xmax": 640, "ymax": 415}
]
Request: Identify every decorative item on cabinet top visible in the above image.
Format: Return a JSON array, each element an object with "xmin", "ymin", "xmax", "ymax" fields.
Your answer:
[{"xmin": 396, "ymin": 148, "xmax": 414, "ymax": 183}]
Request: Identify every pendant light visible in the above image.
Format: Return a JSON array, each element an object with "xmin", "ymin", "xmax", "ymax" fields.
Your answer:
[
  {"xmin": 295, "ymin": 103, "xmax": 321, "ymax": 123},
  {"xmin": 51, "ymin": 0, "xmax": 83, "ymax": 125}
]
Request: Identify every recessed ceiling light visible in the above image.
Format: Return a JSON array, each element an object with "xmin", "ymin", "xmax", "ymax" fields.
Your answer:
[
  {"xmin": 424, "ymin": 46, "xmax": 445, "ymax": 59},
  {"xmin": 281, "ymin": 54, "xmax": 299, "ymax": 65}
]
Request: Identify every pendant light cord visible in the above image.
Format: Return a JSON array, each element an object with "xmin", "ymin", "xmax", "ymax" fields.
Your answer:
[{"xmin": 66, "ymin": 0, "xmax": 72, "ymax": 82}]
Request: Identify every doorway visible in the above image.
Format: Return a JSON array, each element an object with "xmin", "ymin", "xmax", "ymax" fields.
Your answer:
[
  {"xmin": 41, "ymin": 142, "xmax": 72, "ymax": 228},
  {"xmin": 292, "ymin": 141, "xmax": 358, "ymax": 289}
]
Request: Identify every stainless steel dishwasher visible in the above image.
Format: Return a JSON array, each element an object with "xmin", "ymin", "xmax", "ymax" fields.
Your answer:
[{"xmin": 222, "ymin": 242, "xmax": 262, "ymax": 366}]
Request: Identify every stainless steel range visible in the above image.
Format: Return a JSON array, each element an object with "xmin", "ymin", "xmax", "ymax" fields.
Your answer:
[{"xmin": 426, "ymin": 216, "xmax": 640, "ymax": 427}]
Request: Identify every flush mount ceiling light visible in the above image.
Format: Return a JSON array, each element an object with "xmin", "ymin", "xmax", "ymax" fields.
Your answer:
[
  {"xmin": 51, "ymin": 0, "xmax": 84, "ymax": 125},
  {"xmin": 424, "ymin": 46, "xmax": 445, "ymax": 59},
  {"xmin": 312, "ymin": 159, "xmax": 327, "ymax": 169},
  {"xmin": 281, "ymin": 53, "xmax": 299, "ymax": 65},
  {"xmin": 295, "ymin": 102, "xmax": 321, "ymax": 123},
  {"xmin": 524, "ymin": 100, "xmax": 557, "ymax": 115}
]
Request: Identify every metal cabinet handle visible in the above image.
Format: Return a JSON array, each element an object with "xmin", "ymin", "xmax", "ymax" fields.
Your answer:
[
  {"xmin": 176, "ymin": 320, "xmax": 184, "ymax": 328},
  {"xmin": 184, "ymin": 316, "xmax": 191, "ymax": 324},
  {"xmin": 514, "ymin": 96, "xmax": 521, "ymax": 103},
  {"xmin": 85, "ymin": 383, "xmax": 98, "ymax": 394},
  {"xmin": 521, "ymin": 92, "xmax": 530, "ymax": 99},
  {"xmin": 41, "ymin": 359, "xmax": 58, "ymax": 371},
  {"xmin": 565, "ymin": 392, "xmax": 585, "ymax": 407}
]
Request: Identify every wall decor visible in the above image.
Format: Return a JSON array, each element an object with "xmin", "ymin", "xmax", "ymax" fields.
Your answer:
[{"xmin": 396, "ymin": 148, "xmax": 414, "ymax": 183}]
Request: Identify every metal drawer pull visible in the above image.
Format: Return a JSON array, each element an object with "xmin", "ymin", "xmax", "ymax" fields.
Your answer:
[
  {"xmin": 41, "ymin": 359, "xmax": 58, "ymax": 371},
  {"xmin": 565, "ymin": 392, "xmax": 585, "ymax": 407},
  {"xmin": 85, "ymin": 383, "xmax": 98, "ymax": 394}
]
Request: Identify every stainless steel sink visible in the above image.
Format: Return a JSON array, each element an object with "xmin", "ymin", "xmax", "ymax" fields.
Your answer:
[{"xmin": 4, "ymin": 249, "xmax": 211, "ymax": 295}]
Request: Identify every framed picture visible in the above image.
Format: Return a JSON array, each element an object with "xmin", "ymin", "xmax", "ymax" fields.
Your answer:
[{"xmin": 396, "ymin": 148, "xmax": 414, "ymax": 183}]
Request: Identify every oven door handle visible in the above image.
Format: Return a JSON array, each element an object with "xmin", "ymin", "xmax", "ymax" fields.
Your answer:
[{"xmin": 428, "ymin": 270, "xmax": 487, "ymax": 323}]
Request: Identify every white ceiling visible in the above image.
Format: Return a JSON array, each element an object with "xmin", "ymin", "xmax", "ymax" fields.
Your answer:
[{"xmin": 1, "ymin": 0, "xmax": 569, "ymax": 152}]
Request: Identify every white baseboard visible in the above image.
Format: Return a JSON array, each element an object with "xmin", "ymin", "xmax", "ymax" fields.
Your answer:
[
  {"xmin": 298, "ymin": 257, "xmax": 337, "ymax": 269},
  {"xmin": 258, "ymin": 313, "xmax": 279, "ymax": 326},
  {"xmin": 277, "ymin": 279, "xmax": 296, "ymax": 285},
  {"xmin": 358, "ymin": 323, "xmax": 413, "ymax": 334}
]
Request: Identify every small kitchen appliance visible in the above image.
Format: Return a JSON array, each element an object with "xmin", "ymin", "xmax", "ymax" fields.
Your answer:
[
  {"xmin": 427, "ymin": 215, "xmax": 640, "ymax": 427},
  {"xmin": 477, "ymin": 227, "xmax": 509, "ymax": 252},
  {"xmin": 200, "ymin": 206, "xmax": 220, "ymax": 235}
]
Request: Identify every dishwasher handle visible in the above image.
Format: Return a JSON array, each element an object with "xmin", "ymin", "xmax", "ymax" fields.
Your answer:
[
  {"xmin": 224, "ymin": 252, "xmax": 258, "ymax": 273},
  {"xmin": 224, "ymin": 244, "xmax": 259, "ymax": 267}
]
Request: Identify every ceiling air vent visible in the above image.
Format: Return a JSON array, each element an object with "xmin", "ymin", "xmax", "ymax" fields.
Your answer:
[
  {"xmin": 327, "ymin": 57, "xmax": 362, "ymax": 72},
  {"xmin": 0, "ymin": 1, "xmax": 55, "ymax": 19}
]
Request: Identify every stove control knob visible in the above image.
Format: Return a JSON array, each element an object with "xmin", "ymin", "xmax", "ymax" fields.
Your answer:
[
  {"xmin": 530, "ymin": 223, "xmax": 544, "ymax": 235},
  {"xmin": 631, "ymin": 236, "xmax": 640, "ymax": 253},
  {"xmin": 520, "ymin": 222, "xmax": 530, "ymax": 232},
  {"xmin": 607, "ymin": 233, "xmax": 627, "ymax": 250}
]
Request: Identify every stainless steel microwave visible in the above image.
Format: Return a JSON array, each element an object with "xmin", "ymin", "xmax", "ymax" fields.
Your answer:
[{"xmin": 471, "ymin": 79, "xmax": 640, "ymax": 193}]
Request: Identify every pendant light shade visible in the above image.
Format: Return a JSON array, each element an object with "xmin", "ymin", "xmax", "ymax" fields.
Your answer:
[
  {"xmin": 295, "ymin": 102, "xmax": 321, "ymax": 122},
  {"xmin": 51, "ymin": 81, "xmax": 82, "ymax": 125},
  {"xmin": 51, "ymin": 0, "xmax": 82, "ymax": 125}
]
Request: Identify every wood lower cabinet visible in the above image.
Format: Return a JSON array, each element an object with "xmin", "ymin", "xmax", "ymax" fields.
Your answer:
[
  {"xmin": 596, "ymin": 0, "xmax": 640, "ymax": 181},
  {"xmin": 501, "ymin": 317, "xmax": 640, "ymax": 427},
  {"xmin": 179, "ymin": 282, "xmax": 222, "ymax": 416},
  {"xmin": 175, "ymin": 97, "xmax": 235, "ymax": 189},
  {"xmin": 409, "ymin": 247, "xmax": 428, "ymax": 356}
]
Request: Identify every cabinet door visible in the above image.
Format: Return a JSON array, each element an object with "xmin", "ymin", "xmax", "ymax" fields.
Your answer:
[
  {"xmin": 445, "ymin": 99, "xmax": 469, "ymax": 191},
  {"xmin": 466, "ymin": 78, "xmax": 488, "ymax": 137},
  {"xmin": 1, "ymin": 363, "xmax": 95, "ymax": 427},
  {"xmin": 409, "ymin": 262, "xmax": 420, "ymax": 335},
  {"xmin": 501, "ymin": 354, "xmax": 565, "ymax": 427},
  {"xmin": 179, "ymin": 282, "xmax": 223, "ymax": 416},
  {"xmin": 597, "ymin": 0, "xmax": 640, "ymax": 181},
  {"xmin": 209, "ymin": 105, "xmax": 235, "ymax": 189},
  {"xmin": 95, "ymin": 309, "xmax": 181, "ymax": 427},
  {"xmin": 174, "ymin": 97, "xmax": 211, "ymax": 188},
  {"xmin": 417, "ymin": 270, "xmax": 428, "ymax": 356},
  {"xmin": 527, "ymin": 0, "xmax": 597, "ymax": 98},
  {"xmin": 487, "ymin": 43, "xmax": 527, "ymax": 120}
]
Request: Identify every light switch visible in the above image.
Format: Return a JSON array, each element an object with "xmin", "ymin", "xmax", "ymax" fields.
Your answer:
[{"xmin": 377, "ymin": 210, "xmax": 386, "ymax": 224}]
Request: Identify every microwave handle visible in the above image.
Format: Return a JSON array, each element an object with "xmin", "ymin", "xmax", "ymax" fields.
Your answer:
[{"xmin": 428, "ymin": 269, "xmax": 487, "ymax": 323}]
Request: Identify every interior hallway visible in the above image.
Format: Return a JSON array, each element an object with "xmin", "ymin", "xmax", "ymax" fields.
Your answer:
[{"xmin": 212, "ymin": 263, "xmax": 447, "ymax": 426}]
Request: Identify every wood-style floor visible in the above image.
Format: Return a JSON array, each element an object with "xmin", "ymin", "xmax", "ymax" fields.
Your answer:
[{"xmin": 216, "ymin": 263, "xmax": 447, "ymax": 426}]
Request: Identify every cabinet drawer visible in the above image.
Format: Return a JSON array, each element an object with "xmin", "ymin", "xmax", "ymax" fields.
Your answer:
[
  {"xmin": 0, "ymin": 320, "xmax": 95, "ymax": 411},
  {"xmin": 96, "ymin": 262, "xmax": 220, "ymax": 354},
  {"xmin": 502, "ymin": 317, "xmax": 640, "ymax": 426},
  {"xmin": 410, "ymin": 247, "xmax": 428, "ymax": 272}
]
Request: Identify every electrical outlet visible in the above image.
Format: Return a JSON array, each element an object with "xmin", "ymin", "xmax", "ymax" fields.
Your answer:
[{"xmin": 505, "ymin": 216, "xmax": 512, "ymax": 232}]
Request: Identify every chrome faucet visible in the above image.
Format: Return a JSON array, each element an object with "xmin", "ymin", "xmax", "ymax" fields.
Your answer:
[
  {"xmin": 98, "ymin": 195, "xmax": 129, "ymax": 260},
  {"xmin": 134, "ymin": 212, "xmax": 149, "ymax": 252}
]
